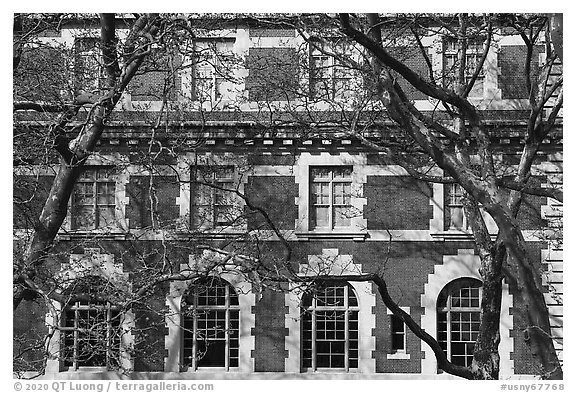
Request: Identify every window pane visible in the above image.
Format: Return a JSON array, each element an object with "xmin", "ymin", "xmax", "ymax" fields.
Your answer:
[
  {"xmin": 72, "ymin": 206, "xmax": 95, "ymax": 229},
  {"xmin": 333, "ymin": 207, "xmax": 351, "ymax": 227},
  {"xmin": 312, "ymin": 206, "xmax": 329, "ymax": 228}
]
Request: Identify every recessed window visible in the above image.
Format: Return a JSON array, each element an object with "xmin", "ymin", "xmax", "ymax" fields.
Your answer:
[
  {"xmin": 74, "ymin": 37, "xmax": 104, "ymax": 93},
  {"xmin": 301, "ymin": 282, "xmax": 359, "ymax": 371},
  {"xmin": 191, "ymin": 166, "xmax": 240, "ymax": 229},
  {"xmin": 181, "ymin": 277, "xmax": 240, "ymax": 370},
  {"xmin": 193, "ymin": 39, "xmax": 235, "ymax": 102},
  {"xmin": 60, "ymin": 277, "xmax": 122, "ymax": 370},
  {"xmin": 390, "ymin": 314, "xmax": 406, "ymax": 352},
  {"xmin": 447, "ymin": 183, "xmax": 467, "ymax": 230},
  {"xmin": 310, "ymin": 166, "xmax": 353, "ymax": 230},
  {"xmin": 71, "ymin": 168, "xmax": 116, "ymax": 230},
  {"xmin": 437, "ymin": 278, "xmax": 482, "ymax": 367},
  {"xmin": 310, "ymin": 42, "xmax": 353, "ymax": 100},
  {"xmin": 443, "ymin": 38, "xmax": 485, "ymax": 97}
]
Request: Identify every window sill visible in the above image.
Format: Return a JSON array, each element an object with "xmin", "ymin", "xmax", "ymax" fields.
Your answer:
[
  {"xmin": 58, "ymin": 231, "xmax": 128, "ymax": 240},
  {"xmin": 180, "ymin": 228, "xmax": 247, "ymax": 240},
  {"xmin": 431, "ymin": 230, "xmax": 498, "ymax": 241},
  {"xmin": 387, "ymin": 352, "xmax": 411, "ymax": 360},
  {"xmin": 295, "ymin": 231, "xmax": 368, "ymax": 241},
  {"xmin": 301, "ymin": 368, "xmax": 361, "ymax": 373}
]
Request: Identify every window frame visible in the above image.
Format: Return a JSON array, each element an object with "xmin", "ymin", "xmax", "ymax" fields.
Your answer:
[
  {"xmin": 190, "ymin": 165, "xmax": 240, "ymax": 230},
  {"xmin": 447, "ymin": 182, "xmax": 467, "ymax": 230},
  {"xmin": 70, "ymin": 167, "xmax": 117, "ymax": 231},
  {"xmin": 74, "ymin": 37, "xmax": 105, "ymax": 93},
  {"xmin": 60, "ymin": 299, "xmax": 122, "ymax": 371},
  {"xmin": 309, "ymin": 41, "xmax": 353, "ymax": 100},
  {"xmin": 309, "ymin": 166, "xmax": 353, "ymax": 230},
  {"xmin": 437, "ymin": 278, "xmax": 483, "ymax": 368},
  {"xmin": 181, "ymin": 278, "xmax": 241, "ymax": 371},
  {"xmin": 301, "ymin": 282, "xmax": 360, "ymax": 372},
  {"xmin": 390, "ymin": 314, "xmax": 406, "ymax": 353},
  {"xmin": 192, "ymin": 39, "xmax": 235, "ymax": 103},
  {"xmin": 443, "ymin": 37, "xmax": 486, "ymax": 97}
]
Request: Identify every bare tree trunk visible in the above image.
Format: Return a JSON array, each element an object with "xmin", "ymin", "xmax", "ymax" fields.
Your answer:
[{"xmin": 13, "ymin": 13, "xmax": 161, "ymax": 311}]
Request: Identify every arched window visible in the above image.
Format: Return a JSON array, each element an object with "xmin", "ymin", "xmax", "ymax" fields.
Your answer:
[
  {"xmin": 60, "ymin": 277, "xmax": 122, "ymax": 370},
  {"xmin": 437, "ymin": 278, "xmax": 482, "ymax": 367},
  {"xmin": 301, "ymin": 282, "xmax": 359, "ymax": 371},
  {"xmin": 181, "ymin": 277, "xmax": 240, "ymax": 370}
]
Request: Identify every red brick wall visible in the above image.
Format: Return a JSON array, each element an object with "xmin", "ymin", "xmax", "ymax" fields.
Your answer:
[
  {"xmin": 366, "ymin": 176, "xmax": 433, "ymax": 230},
  {"xmin": 245, "ymin": 176, "xmax": 298, "ymax": 231},
  {"xmin": 13, "ymin": 175, "xmax": 54, "ymax": 229},
  {"xmin": 498, "ymin": 45, "xmax": 543, "ymax": 99},
  {"xmin": 252, "ymin": 287, "xmax": 289, "ymax": 372},
  {"xmin": 246, "ymin": 48, "xmax": 300, "ymax": 101},
  {"xmin": 126, "ymin": 175, "xmax": 180, "ymax": 229}
]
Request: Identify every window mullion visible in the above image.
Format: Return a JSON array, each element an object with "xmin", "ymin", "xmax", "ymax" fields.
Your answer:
[
  {"xmin": 192, "ymin": 297, "xmax": 198, "ymax": 370},
  {"xmin": 312, "ymin": 304, "xmax": 317, "ymax": 371},
  {"xmin": 225, "ymin": 285, "xmax": 230, "ymax": 371},
  {"xmin": 93, "ymin": 180, "xmax": 98, "ymax": 229},
  {"xmin": 73, "ymin": 305, "xmax": 79, "ymax": 370},
  {"xmin": 329, "ymin": 173, "xmax": 334, "ymax": 229},
  {"xmin": 344, "ymin": 285, "xmax": 350, "ymax": 372},
  {"xmin": 106, "ymin": 305, "xmax": 111, "ymax": 369}
]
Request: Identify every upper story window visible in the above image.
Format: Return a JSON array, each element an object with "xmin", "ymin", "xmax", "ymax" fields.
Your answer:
[
  {"xmin": 447, "ymin": 183, "xmax": 467, "ymax": 230},
  {"xmin": 71, "ymin": 168, "xmax": 116, "ymax": 230},
  {"xmin": 74, "ymin": 37, "xmax": 104, "ymax": 93},
  {"xmin": 437, "ymin": 278, "xmax": 482, "ymax": 367},
  {"xmin": 310, "ymin": 166, "xmax": 353, "ymax": 230},
  {"xmin": 443, "ymin": 38, "xmax": 485, "ymax": 97},
  {"xmin": 60, "ymin": 277, "xmax": 122, "ymax": 370},
  {"xmin": 191, "ymin": 166, "xmax": 241, "ymax": 230},
  {"xmin": 301, "ymin": 282, "xmax": 359, "ymax": 371},
  {"xmin": 193, "ymin": 39, "xmax": 235, "ymax": 102},
  {"xmin": 310, "ymin": 42, "xmax": 353, "ymax": 100},
  {"xmin": 181, "ymin": 277, "xmax": 240, "ymax": 370}
]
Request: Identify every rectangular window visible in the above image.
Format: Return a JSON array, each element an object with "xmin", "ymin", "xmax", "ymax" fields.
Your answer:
[
  {"xmin": 310, "ymin": 42, "xmax": 353, "ymax": 100},
  {"xmin": 443, "ymin": 38, "xmax": 485, "ymax": 97},
  {"xmin": 390, "ymin": 314, "xmax": 406, "ymax": 352},
  {"xmin": 74, "ymin": 37, "xmax": 105, "ymax": 93},
  {"xmin": 71, "ymin": 168, "xmax": 116, "ymax": 230},
  {"xmin": 448, "ymin": 183, "xmax": 467, "ymax": 230},
  {"xmin": 310, "ymin": 167, "xmax": 353, "ymax": 229},
  {"xmin": 302, "ymin": 283, "xmax": 359, "ymax": 371},
  {"xmin": 191, "ymin": 166, "xmax": 239, "ymax": 229},
  {"xmin": 193, "ymin": 39, "xmax": 234, "ymax": 102},
  {"xmin": 61, "ymin": 301, "xmax": 121, "ymax": 369}
]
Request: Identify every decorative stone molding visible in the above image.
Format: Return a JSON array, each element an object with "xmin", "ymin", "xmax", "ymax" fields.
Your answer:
[
  {"xmin": 45, "ymin": 250, "xmax": 133, "ymax": 373},
  {"xmin": 420, "ymin": 249, "xmax": 514, "ymax": 376},
  {"xmin": 164, "ymin": 251, "xmax": 256, "ymax": 373},
  {"xmin": 285, "ymin": 248, "xmax": 376, "ymax": 373}
]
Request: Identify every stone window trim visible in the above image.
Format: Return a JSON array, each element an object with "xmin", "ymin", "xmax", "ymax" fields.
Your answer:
[
  {"xmin": 45, "ymin": 249, "xmax": 133, "ymax": 374},
  {"xmin": 179, "ymin": 37, "xmax": 238, "ymax": 107},
  {"xmin": 62, "ymin": 160, "xmax": 130, "ymax": 238},
  {"xmin": 164, "ymin": 253, "xmax": 256, "ymax": 373},
  {"xmin": 437, "ymin": 277, "xmax": 483, "ymax": 368},
  {"xmin": 175, "ymin": 155, "xmax": 249, "ymax": 238},
  {"xmin": 420, "ymin": 249, "xmax": 514, "ymax": 375},
  {"xmin": 308, "ymin": 39, "xmax": 354, "ymax": 100},
  {"xmin": 190, "ymin": 165, "xmax": 243, "ymax": 231},
  {"xmin": 284, "ymin": 248, "xmax": 376, "ymax": 373},
  {"xmin": 294, "ymin": 153, "xmax": 367, "ymax": 241},
  {"xmin": 301, "ymin": 282, "xmax": 360, "ymax": 371},
  {"xmin": 386, "ymin": 306, "xmax": 411, "ymax": 360},
  {"xmin": 181, "ymin": 277, "xmax": 241, "ymax": 371}
]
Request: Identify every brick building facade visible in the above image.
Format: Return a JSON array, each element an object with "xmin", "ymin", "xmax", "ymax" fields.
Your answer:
[{"xmin": 13, "ymin": 15, "xmax": 563, "ymax": 379}]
